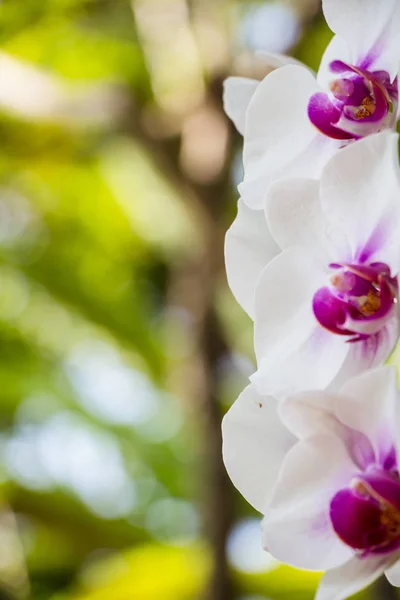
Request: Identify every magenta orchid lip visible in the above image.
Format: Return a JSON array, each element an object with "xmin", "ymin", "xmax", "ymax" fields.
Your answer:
[
  {"xmin": 313, "ymin": 262, "xmax": 398, "ymax": 342},
  {"xmin": 308, "ymin": 62, "xmax": 398, "ymax": 141},
  {"xmin": 330, "ymin": 464, "xmax": 400, "ymax": 556}
]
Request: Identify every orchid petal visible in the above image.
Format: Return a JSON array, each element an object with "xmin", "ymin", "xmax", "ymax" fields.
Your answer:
[
  {"xmin": 225, "ymin": 199, "xmax": 279, "ymax": 319},
  {"xmin": 385, "ymin": 560, "xmax": 400, "ymax": 586},
  {"xmin": 317, "ymin": 35, "xmax": 353, "ymax": 89},
  {"xmin": 331, "ymin": 314, "xmax": 400, "ymax": 390},
  {"xmin": 279, "ymin": 391, "xmax": 375, "ymax": 472},
  {"xmin": 320, "ymin": 132, "xmax": 400, "ymax": 272},
  {"xmin": 222, "ymin": 383, "xmax": 294, "ymax": 515},
  {"xmin": 253, "ymin": 247, "xmax": 348, "ymax": 397},
  {"xmin": 316, "ymin": 555, "xmax": 391, "ymax": 600},
  {"xmin": 279, "ymin": 391, "xmax": 347, "ymax": 440},
  {"xmin": 240, "ymin": 64, "xmax": 333, "ymax": 209},
  {"xmin": 265, "ymin": 177, "xmax": 348, "ymax": 261},
  {"xmin": 240, "ymin": 132, "xmax": 338, "ymax": 210},
  {"xmin": 223, "ymin": 77, "xmax": 259, "ymax": 136},
  {"xmin": 263, "ymin": 434, "xmax": 355, "ymax": 570},
  {"xmin": 335, "ymin": 367, "xmax": 398, "ymax": 465},
  {"xmin": 322, "ymin": 0, "xmax": 400, "ymax": 81}
]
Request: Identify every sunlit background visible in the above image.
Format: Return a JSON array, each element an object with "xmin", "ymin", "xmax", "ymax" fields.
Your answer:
[{"xmin": 0, "ymin": 1, "xmax": 386, "ymax": 599}]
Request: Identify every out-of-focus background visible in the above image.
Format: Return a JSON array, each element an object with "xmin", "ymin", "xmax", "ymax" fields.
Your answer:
[{"xmin": 0, "ymin": 1, "xmax": 386, "ymax": 599}]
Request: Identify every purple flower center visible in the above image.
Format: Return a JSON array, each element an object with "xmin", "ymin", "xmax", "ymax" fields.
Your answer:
[
  {"xmin": 330, "ymin": 467, "xmax": 400, "ymax": 555},
  {"xmin": 308, "ymin": 61, "xmax": 398, "ymax": 140},
  {"xmin": 313, "ymin": 262, "xmax": 398, "ymax": 341}
]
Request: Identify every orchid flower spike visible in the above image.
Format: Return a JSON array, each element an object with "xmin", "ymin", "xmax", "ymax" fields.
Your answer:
[
  {"xmin": 223, "ymin": 367, "xmax": 400, "ymax": 600},
  {"xmin": 224, "ymin": 0, "xmax": 400, "ymax": 210}
]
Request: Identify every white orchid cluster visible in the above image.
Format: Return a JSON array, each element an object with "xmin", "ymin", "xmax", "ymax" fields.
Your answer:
[{"xmin": 222, "ymin": 1, "xmax": 400, "ymax": 599}]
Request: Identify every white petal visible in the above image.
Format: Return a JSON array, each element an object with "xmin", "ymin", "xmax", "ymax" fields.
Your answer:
[
  {"xmin": 279, "ymin": 390, "xmax": 348, "ymax": 441},
  {"xmin": 223, "ymin": 54, "xmax": 310, "ymax": 137},
  {"xmin": 368, "ymin": 314, "xmax": 400, "ymax": 367},
  {"xmin": 330, "ymin": 314, "xmax": 400, "ymax": 395},
  {"xmin": 266, "ymin": 177, "xmax": 348, "ymax": 261},
  {"xmin": 317, "ymin": 35, "xmax": 352, "ymax": 89},
  {"xmin": 253, "ymin": 326, "xmax": 349, "ymax": 400},
  {"xmin": 263, "ymin": 434, "xmax": 355, "ymax": 570},
  {"xmin": 280, "ymin": 386, "xmax": 387, "ymax": 471},
  {"xmin": 240, "ymin": 134, "xmax": 338, "ymax": 210},
  {"xmin": 386, "ymin": 322, "xmax": 400, "ymax": 451},
  {"xmin": 320, "ymin": 132, "xmax": 400, "ymax": 272},
  {"xmin": 252, "ymin": 247, "xmax": 348, "ymax": 397},
  {"xmin": 225, "ymin": 199, "xmax": 279, "ymax": 319},
  {"xmin": 223, "ymin": 77, "xmax": 259, "ymax": 136},
  {"xmin": 222, "ymin": 383, "xmax": 294, "ymax": 515},
  {"xmin": 243, "ymin": 65, "xmax": 317, "ymax": 168},
  {"xmin": 322, "ymin": 0, "xmax": 400, "ymax": 81},
  {"xmin": 316, "ymin": 555, "xmax": 390, "ymax": 600},
  {"xmin": 385, "ymin": 559, "xmax": 400, "ymax": 586},
  {"xmin": 240, "ymin": 64, "xmax": 326, "ymax": 210},
  {"xmin": 254, "ymin": 247, "xmax": 322, "ymax": 359},
  {"xmin": 336, "ymin": 366, "xmax": 398, "ymax": 461}
]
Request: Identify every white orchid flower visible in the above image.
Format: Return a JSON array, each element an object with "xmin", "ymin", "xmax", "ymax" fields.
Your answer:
[
  {"xmin": 236, "ymin": 132, "xmax": 400, "ymax": 398},
  {"xmin": 223, "ymin": 366, "xmax": 400, "ymax": 600},
  {"xmin": 224, "ymin": 0, "xmax": 400, "ymax": 209}
]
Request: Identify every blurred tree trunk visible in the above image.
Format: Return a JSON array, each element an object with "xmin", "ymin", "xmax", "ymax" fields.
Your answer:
[
  {"xmin": 129, "ymin": 0, "xmax": 241, "ymax": 594},
  {"xmin": 201, "ymin": 308, "xmax": 234, "ymax": 600},
  {"xmin": 126, "ymin": 72, "xmax": 235, "ymax": 599}
]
